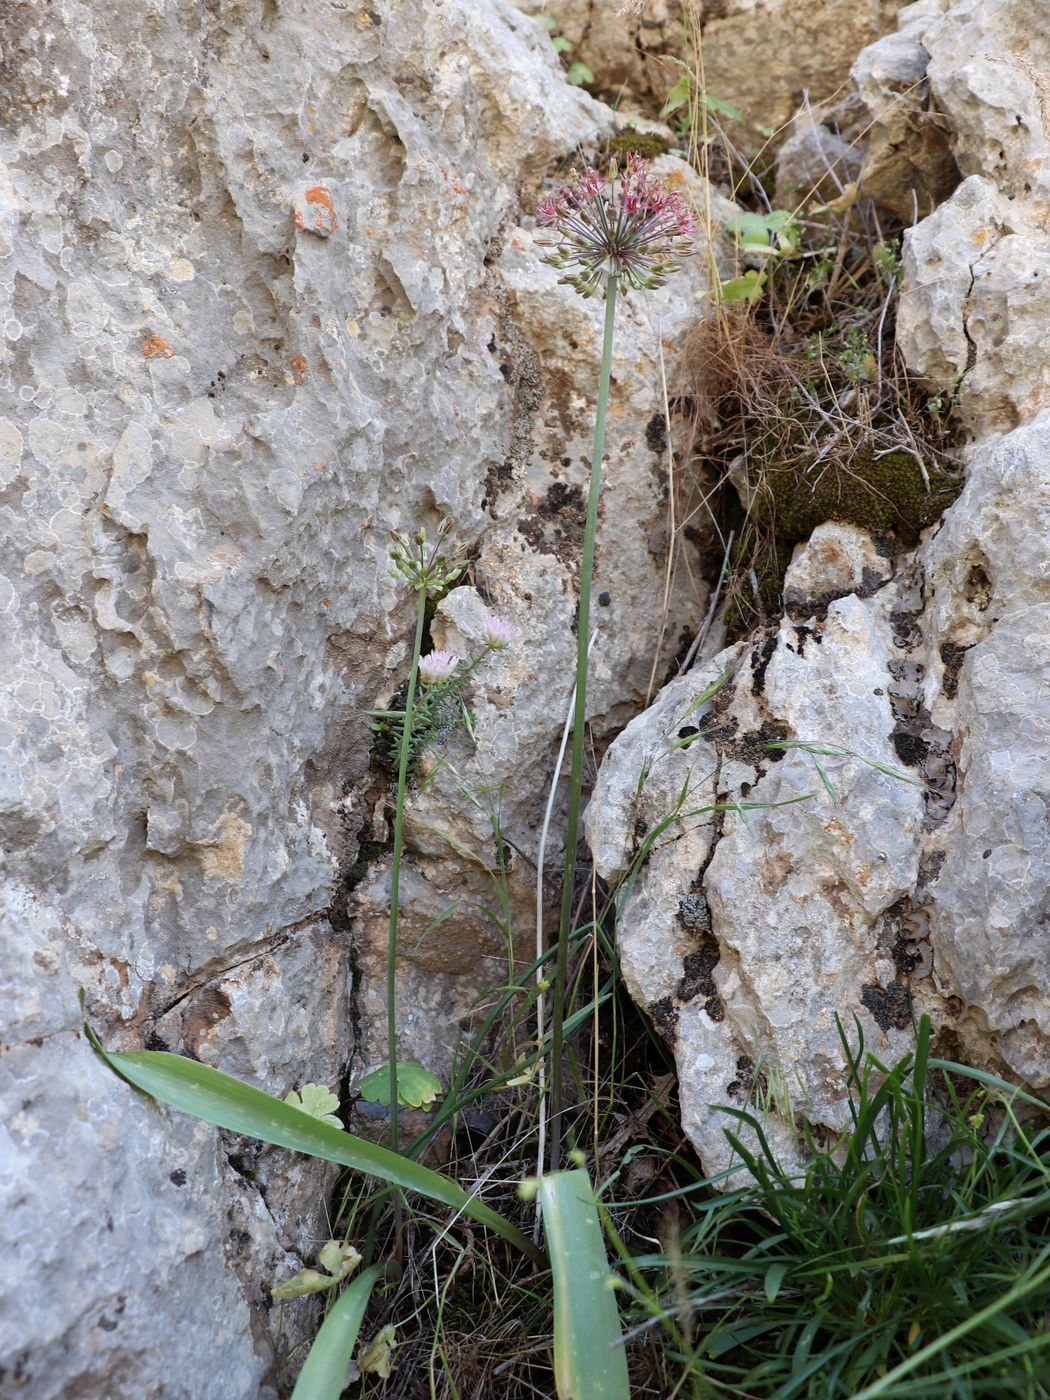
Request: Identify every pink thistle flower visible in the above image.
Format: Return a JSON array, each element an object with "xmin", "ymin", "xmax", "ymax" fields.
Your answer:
[
  {"xmin": 535, "ymin": 153, "xmax": 695, "ymax": 298},
  {"xmin": 484, "ymin": 615, "xmax": 520, "ymax": 650},
  {"xmin": 418, "ymin": 649, "xmax": 460, "ymax": 685}
]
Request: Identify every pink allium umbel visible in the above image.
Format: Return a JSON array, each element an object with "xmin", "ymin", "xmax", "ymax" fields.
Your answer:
[{"xmin": 535, "ymin": 153, "xmax": 695, "ymax": 299}]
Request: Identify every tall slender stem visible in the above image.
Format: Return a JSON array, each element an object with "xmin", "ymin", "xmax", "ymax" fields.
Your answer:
[
  {"xmin": 388, "ymin": 588, "xmax": 429, "ymax": 1156},
  {"xmin": 549, "ymin": 275, "xmax": 619, "ymax": 1171}
]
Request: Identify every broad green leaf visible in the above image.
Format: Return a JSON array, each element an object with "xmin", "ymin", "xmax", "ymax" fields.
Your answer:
[
  {"xmin": 567, "ymin": 61, "xmax": 595, "ymax": 87},
  {"xmin": 704, "ymin": 93, "xmax": 745, "ymax": 124},
  {"xmin": 720, "ymin": 269, "xmax": 767, "ymax": 304},
  {"xmin": 552, "ymin": 34, "xmax": 572, "ymax": 53},
  {"xmin": 660, "ymin": 74, "xmax": 692, "ymax": 119},
  {"xmin": 89, "ymin": 1035, "xmax": 544, "ymax": 1265},
  {"xmin": 539, "ymin": 1169, "xmax": 630, "ymax": 1400},
  {"xmin": 358, "ymin": 1061, "xmax": 443, "ymax": 1109},
  {"xmin": 290, "ymin": 1264, "xmax": 382, "ymax": 1400},
  {"xmin": 284, "ymin": 1083, "xmax": 343, "ymax": 1128},
  {"xmin": 727, "ymin": 211, "xmax": 775, "ymax": 247},
  {"xmin": 533, "ymin": 13, "xmax": 557, "ymax": 29}
]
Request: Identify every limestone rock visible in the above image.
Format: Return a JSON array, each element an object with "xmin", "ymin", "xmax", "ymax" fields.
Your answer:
[
  {"xmin": 851, "ymin": 0, "xmax": 958, "ymax": 220},
  {"xmin": 869, "ymin": 0, "xmax": 1050, "ymax": 440},
  {"xmin": 0, "ymin": 0, "xmax": 628, "ymax": 1389},
  {"xmin": 782, "ymin": 522, "xmax": 895, "ymax": 618},
  {"xmin": 925, "ymin": 0, "xmax": 1050, "ymax": 224},
  {"xmin": 588, "ymin": 583, "xmax": 927, "ymax": 1176},
  {"xmin": 513, "ymin": 0, "xmax": 683, "ymax": 113},
  {"xmin": 700, "ymin": 0, "xmax": 908, "ymax": 136},
  {"xmin": 774, "ymin": 115, "xmax": 863, "ymax": 208},
  {"xmin": 589, "ymin": 411, "xmax": 1050, "ymax": 1174},
  {"xmin": 898, "ymin": 174, "xmax": 1050, "ymax": 440},
  {"xmin": 924, "ymin": 414, "xmax": 1050, "ymax": 1089}
]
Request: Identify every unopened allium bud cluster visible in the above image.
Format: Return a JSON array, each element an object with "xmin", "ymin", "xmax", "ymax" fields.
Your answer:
[
  {"xmin": 388, "ymin": 518, "xmax": 466, "ymax": 598},
  {"xmin": 536, "ymin": 153, "xmax": 695, "ymax": 298}
]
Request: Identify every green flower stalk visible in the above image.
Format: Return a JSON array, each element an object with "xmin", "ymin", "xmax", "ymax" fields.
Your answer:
[
  {"xmin": 383, "ymin": 522, "xmax": 465, "ymax": 1155},
  {"xmin": 381, "ymin": 526, "xmax": 519, "ymax": 1156},
  {"xmin": 537, "ymin": 157, "xmax": 694, "ymax": 1169}
]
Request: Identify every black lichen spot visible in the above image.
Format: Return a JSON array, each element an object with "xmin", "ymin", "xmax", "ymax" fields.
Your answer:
[
  {"xmin": 704, "ymin": 996, "xmax": 725, "ymax": 1022},
  {"xmin": 598, "ymin": 591, "xmax": 612, "ymax": 606},
  {"xmin": 750, "ymin": 632, "xmax": 778, "ymax": 696},
  {"xmin": 861, "ymin": 981, "xmax": 912, "ymax": 1031},
  {"xmin": 890, "ymin": 727, "xmax": 929, "ymax": 767},
  {"xmin": 891, "ymin": 934, "xmax": 923, "ymax": 977},
  {"xmin": 676, "ymin": 935, "xmax": 720, "ymax": 1002},
  {"xmin": 538, "ymin": 480, "xmax": 585, "ymax": 520},
  {"xmin": 677, "ymin": 725, "xmax": 700, "ymax": 741},
  {"xmin": 940, "ymin": 641, "xmax": 972, "ymax": 699},
  {"xmin": 677, "ymin": 891, "xmax": 711, "ymax": 931},
  {"xmin": 726, "ymin": 1054, "xmax": 755, "ymax": 1100},
  {"xmin": 648, "ymin": 996, "xmax": 679, "ymax": 1046},
  {"xmin": 716, "ymin": 717, "xmax": 791, "ymax": 765},
  {"xmin": 645, "ymin": 413, "xmax": 667, "ymax": 453},
  {"xmin": 169, "ymin": 1169, "xmax": 187, "ymax": 1187}
]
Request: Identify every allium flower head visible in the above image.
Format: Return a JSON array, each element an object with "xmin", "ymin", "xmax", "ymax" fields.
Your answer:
[
  {"xmin": 536, "ymin": 153, "xmax": 695, "ymax": 298},
  {"xmin": 484, "ymin": 615, "xmax": 520, "ymax": 651},
  {"xmin": 418, "ymin": 649, "xmax": 460, "ymax": 685}
]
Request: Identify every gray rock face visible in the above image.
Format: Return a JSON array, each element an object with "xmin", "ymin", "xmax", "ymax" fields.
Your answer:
[
  {"xmin": 590, "ymin": 403, "xmax": 1050, "ymax": 1172},
  {"xmin": 924, "ymin": 416, "xmax": 1050, "ymax": 1089},
  {"xmin": 582, "ymin": 0, "xmax": 1050, "ymax": 1195},
  {"xmin": 1, "ymin": 0, "xmax": 735, "ymax": 1388},
  {"xmin": 871, "ymin": 0, "xmax": 1050, "ymax": 440},
  {"xmin": 1, "ymin": 0, "xmax": 724, "ymax": 1390}
]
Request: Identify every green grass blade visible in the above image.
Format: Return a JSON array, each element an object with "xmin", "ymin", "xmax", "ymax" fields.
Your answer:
[
  {"xmin": 290, "ymin": 1264, "xmax": 382, "ymax": 1400},
  {"xmin": 849, "ymin": 1245, "xmax": 1050, "ymax": 1400},
  {"xmin": 90, "ymin": 1034, "xmax": 544, "ymax": 1265},
  {"xmin": 539, "ymin": 1169, "xmax": 630, "ymax": 1400}
]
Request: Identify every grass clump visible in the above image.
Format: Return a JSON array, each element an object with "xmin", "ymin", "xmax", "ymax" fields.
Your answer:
[{"xmin": 630, "ymin": 1015, "xmax": 1050, "ymax": 1398}]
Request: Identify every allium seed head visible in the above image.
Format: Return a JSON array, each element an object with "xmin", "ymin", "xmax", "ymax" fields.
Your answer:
[
  {"xmin": 418, "ymin": 649, "xmax": 460, "ymax": 685},
  {"xmin": 535, "ymin": 153, "xmax": 695, "ymax": 298},
  {"xmin": 484, "ymin": 615, "xmax": 520, "ymax": 650}
]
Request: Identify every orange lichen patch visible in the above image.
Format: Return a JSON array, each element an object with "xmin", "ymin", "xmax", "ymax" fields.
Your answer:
[
  {"xmin": 294, "ymin": 184, "xmax": 338, "ymax": 236},
  {"xmin": 322, "ymin": 597, "xmax": 332, "ymax": 608},
  {"xmin": 182, "ymin": 986, "xmax": 233, "ymax": 1057},
  {"xmin": 818, "ymin": 877, "xmax": 854, "ymax": 921},
  {"xmin": 761, "ymin": 848, "xmax": 793, "ymax": 896},
  {"xmin": 290, "ymin": 354, "xmax": 309, "ymax": 384},
  {"xmin": 823, "ymin": 817, "xmax": 855, "ymax": 846},
  {"xmin": 972, "ymin": 226, "xmax": 991, "ymax": 247},
  {"xmin": 142, "ymin": 333, "xmax": 175, "ymax": 359},
  {"xmin": 197, "ymin": 812, "xmax": 251, "ymax": 884}
]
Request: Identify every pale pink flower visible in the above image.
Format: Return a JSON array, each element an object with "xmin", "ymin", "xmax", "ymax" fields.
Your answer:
[
  {"xmin": 536, "ymin": 153, "xmax": 694, "ymax": 298},
  {"xmin": 418, "ymin": 649, "xmax": 460, "ymax": 685},
  {"xmin": 484, "ymin": 615, "xmax": 520, "ymax": 650}
]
